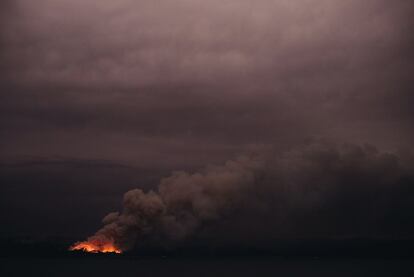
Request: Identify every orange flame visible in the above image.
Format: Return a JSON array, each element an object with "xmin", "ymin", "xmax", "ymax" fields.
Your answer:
[{"xmin": 69, "ymin": 240, "xmax": 122, "ymax": 254}]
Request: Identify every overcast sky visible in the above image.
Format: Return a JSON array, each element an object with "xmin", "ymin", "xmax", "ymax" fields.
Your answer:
[{"xmin": 1, "ymin": 0, "xmax": 413, "ymax": 238}]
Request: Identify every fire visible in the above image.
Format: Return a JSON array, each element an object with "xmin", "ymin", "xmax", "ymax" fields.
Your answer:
[{"xmin": 69, "ymin": 240, "xmax": 122, "ymax": 254}]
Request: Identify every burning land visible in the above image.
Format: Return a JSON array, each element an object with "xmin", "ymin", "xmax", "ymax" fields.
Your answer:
[
  {"xmin": 60, "ymin": 142, "xmax": 414, "ymax": 256},
  {"xmin": 2, "ymin": 141, "xmax": 414, "ymax": 276},
  {"xmin": 3, "ymin": 236, "xmax": 414, "ymax": 260},
  {"xmin": 2, "ymin": 140, "xmax": 414, "ymax": 261}
]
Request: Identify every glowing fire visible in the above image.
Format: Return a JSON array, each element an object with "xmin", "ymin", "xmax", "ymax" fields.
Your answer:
[{"xmin": 69, "ymin": 240, "xmax": 122, "ymax": 254}]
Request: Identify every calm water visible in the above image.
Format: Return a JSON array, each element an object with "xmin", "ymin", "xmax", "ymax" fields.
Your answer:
[{"xmin": 1, "ymin": 257, "xmax": 413, "ymax": 277}]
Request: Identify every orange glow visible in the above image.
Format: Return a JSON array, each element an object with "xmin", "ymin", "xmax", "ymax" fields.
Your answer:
[{"xmin": 69, "ymin": 240, "xmax": 122, "ymax": 254}]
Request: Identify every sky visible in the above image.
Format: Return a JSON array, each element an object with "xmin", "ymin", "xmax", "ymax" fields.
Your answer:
[{"xmin": 0, "ymin": 0, "xmax": 413, "ymax": 243}]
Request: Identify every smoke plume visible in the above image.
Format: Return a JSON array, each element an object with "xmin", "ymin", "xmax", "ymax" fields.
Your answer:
[{"xmin": 79, "ymin": 140, "xmax": 414, "ymax": 251}]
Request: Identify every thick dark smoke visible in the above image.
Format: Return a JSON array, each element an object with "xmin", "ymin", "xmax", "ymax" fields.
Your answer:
[{"xmin": 81, "ymin": 141, "xmax": 414, "ymax": 251}]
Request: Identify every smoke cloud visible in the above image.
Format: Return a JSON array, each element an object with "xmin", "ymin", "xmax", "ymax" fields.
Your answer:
[{"xmin": 79, "ymin": 140, "xmax": 414, "ymax": 251}]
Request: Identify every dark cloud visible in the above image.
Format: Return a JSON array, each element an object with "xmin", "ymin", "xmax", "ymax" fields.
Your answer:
[{"xmin": 0, "ymin": 1, "xmax": 413, "ymax": 240}]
